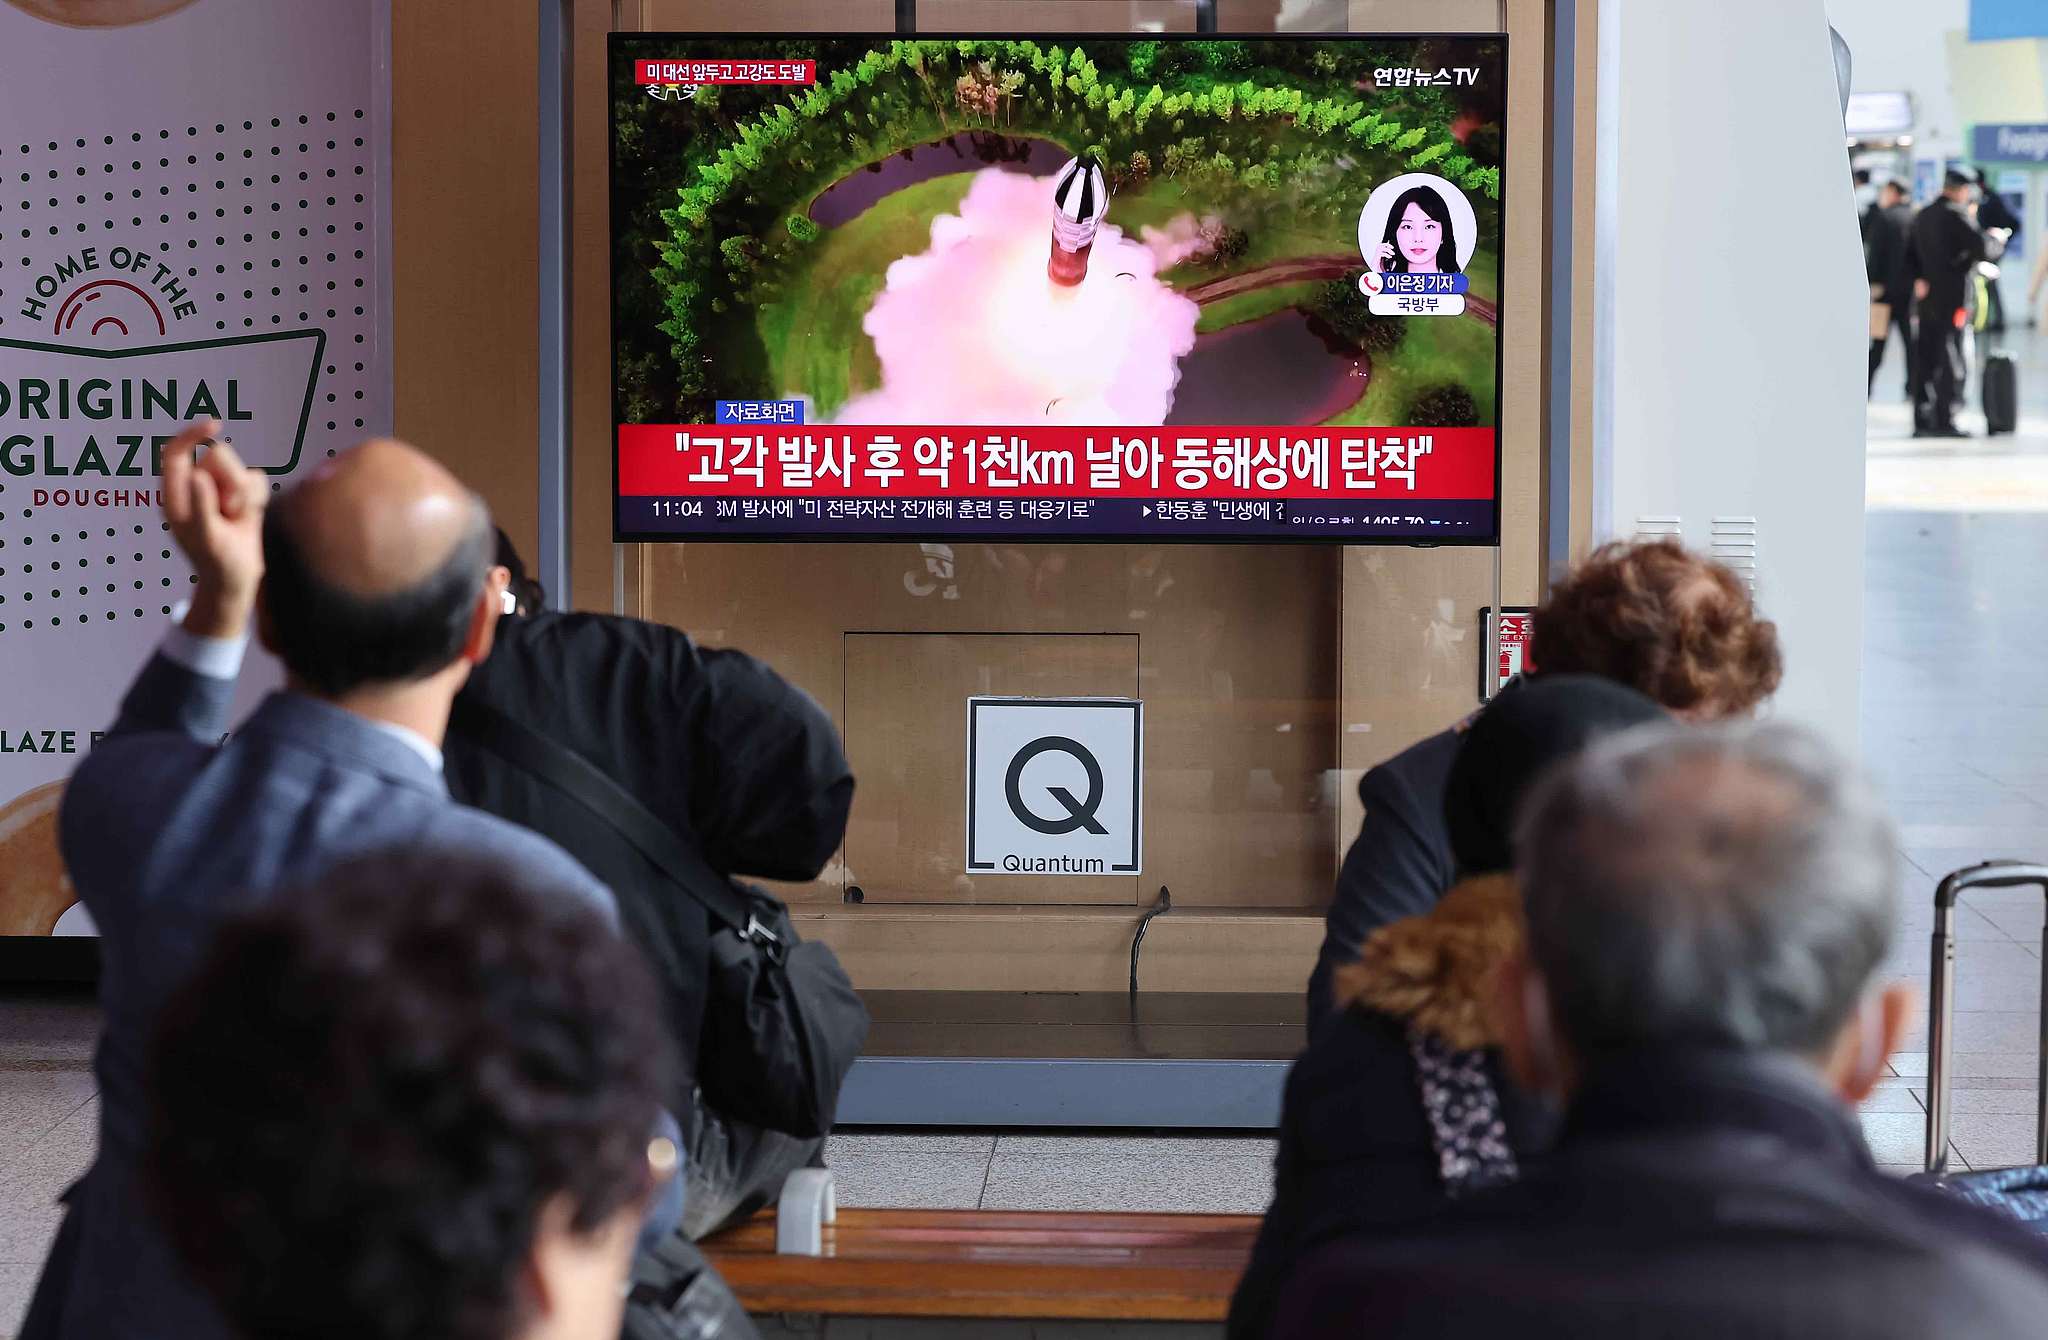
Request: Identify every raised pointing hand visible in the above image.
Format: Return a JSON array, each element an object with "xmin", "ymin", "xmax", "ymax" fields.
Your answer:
[{"xmin": 161, "ymin": 419, "xmax": 266, "ymax": 640}]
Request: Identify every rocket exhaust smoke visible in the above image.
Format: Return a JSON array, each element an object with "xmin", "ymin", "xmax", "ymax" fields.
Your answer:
[{"xmin": 834, "ymin": 169, "xmax": 1201, "ymax": 426}]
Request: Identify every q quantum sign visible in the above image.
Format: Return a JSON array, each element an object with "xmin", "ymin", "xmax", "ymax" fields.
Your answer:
[{"xmin": 966, "ymin": 697, "xmax": 1142, "ymax": 877}]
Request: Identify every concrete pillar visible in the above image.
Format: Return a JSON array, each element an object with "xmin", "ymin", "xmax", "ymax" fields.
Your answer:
[{"xmin": 1593, "ymin": 0, "xmax": 1868, "ymax": 749}]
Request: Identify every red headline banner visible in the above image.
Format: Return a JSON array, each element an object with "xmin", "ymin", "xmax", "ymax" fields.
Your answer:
[
  {"xmin": 618, "ymin": 425, "xmax": 1496, "ymax": 502},
  {"xmin": 634, "ymin": 59, "xmax": 816, "ymax": 86}
]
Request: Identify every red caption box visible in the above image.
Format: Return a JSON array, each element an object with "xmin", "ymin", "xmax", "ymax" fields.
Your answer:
[{"xmin": 619, "ymin": 425, "xmax": 1496, "ymax": 502}]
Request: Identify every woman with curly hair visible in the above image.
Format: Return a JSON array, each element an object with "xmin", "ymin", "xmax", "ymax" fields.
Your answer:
[{"xmin": 1309, "ymin": 540, "xmax": 1782, "ymax": 1030}]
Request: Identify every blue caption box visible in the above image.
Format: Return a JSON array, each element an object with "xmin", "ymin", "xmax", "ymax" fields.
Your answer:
[
  {"xmin": 715, "ymin": 399, "xmax": 805, "ymax": 425},
  {"xmin": 1380, "ymin": 272, "xmax": 1469, "ymax": 295}
]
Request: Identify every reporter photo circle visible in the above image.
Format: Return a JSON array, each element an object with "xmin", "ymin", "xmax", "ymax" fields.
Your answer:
[{"xmin": 1358, "ymin": 172, "xmax": 1479, "ymax": 292}]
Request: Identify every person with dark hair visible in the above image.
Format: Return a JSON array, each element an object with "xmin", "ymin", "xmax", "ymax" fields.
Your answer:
[
  {"xmin": 443, "ymin": 531, "xmax": 865, "ymax": 1325},
  {"xmin": 1230, "ymin": 677, "xmax": 1668, "ymax": 1340},
  {"xmin": 1273, "ymin": 723, "xmax": 2048, "ymax": 1340},
  {"xmin": 147, "ymin": 851, "xmax": 688, "ymax": 1340},
  {"xmin": 22, "ymin": 425, "xmax": 617, "ymax": 1340},
  {"xmin": 1373, "ymin": 184, "xmax": 1462, "ymax": 275},
  {"xmin": 1866, "ymin": 177, "xmax": 1917, "ymax": 399},
  {"xmin": 496, "ymin": 524, "xmax": 549, "ymax": 617},
  {"xmin": 1307, "ymin": 539, "xmax": 1781, "ymax": 1030},
  {"xmin": 1908, "ymin": 168, "xmax": 1988, "ymax": 437},
  {"xmin": 1969, "ymin": 166, "xmax": 2021, "ymax": 334}
]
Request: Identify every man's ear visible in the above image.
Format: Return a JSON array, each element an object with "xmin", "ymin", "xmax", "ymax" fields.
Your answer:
[
  {"xmin": 462, "ymin": 569, "xmax": 509, "ymax": 666},
  {"xmin": 1494, "ymin": 952, "xmax": 1563, "ymax": 1099},
  {"xmin": 1826, "ymin": 982, "xmax": 1915, "ymax": 1105},
  {"xmin": 525, "ymin": 1191, "xmax": 642, "ymax": 1340},
  {"xmin": 254, "ymin": 576, "xmax": 278, "ymax": 657},
  {"xmin": 520, "ymin": 1194, "xmax": 571, "ymax": 1324}
]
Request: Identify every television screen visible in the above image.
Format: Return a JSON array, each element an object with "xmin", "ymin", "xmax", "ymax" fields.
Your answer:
[{"xmin": 610, "ymin": 34, "xmax": 1506, "ymax": 543}]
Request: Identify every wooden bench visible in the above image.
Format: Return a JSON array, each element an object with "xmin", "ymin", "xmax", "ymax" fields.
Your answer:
[{"xmin": 705, "ymin": 1207, "xmax": 1258, "ymax": 1335}]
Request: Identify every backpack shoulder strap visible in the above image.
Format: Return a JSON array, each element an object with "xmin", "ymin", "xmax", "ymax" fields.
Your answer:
[{"xmin": 448, "ymin": 693, "xmax": 755, "ymax": 936}]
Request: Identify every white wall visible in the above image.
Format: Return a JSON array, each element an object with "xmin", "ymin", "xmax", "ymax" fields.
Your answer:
[
  {"xmin": 1829, "ymin": 0, "xmax": 1969, "ymax": 160},
  {"xmin": 1594, "ymin": 0, "xmax": 1869, "ymax": 751}
]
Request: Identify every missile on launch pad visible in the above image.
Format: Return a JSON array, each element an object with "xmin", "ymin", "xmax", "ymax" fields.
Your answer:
[{"xmin": 1047, "ymin": 153, "xmax": 1109, "ymax": 287}]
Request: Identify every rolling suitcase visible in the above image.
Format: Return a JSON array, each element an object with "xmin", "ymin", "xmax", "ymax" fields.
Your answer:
[
  {"xmin": 1924, "ymin": 861, "xmax": 2048, "ymax": 1174},
  {"xmin": 1983, "ymin": 351, "xmax": 2018, "ymax": 436}
]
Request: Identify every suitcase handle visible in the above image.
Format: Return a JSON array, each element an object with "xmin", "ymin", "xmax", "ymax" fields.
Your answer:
[{"xmin": 1925, "ymin": 861, "xmax": 2048, "ymax": 1174}]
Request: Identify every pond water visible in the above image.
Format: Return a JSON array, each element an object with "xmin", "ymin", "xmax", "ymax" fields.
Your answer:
[
  {"xmin": 1164, "ymin": 310, "xmax": 1368, "ymax": 427},
  {"xmin": 809, "ymin": 132, "xmax": 1069, "ymax": 228}
]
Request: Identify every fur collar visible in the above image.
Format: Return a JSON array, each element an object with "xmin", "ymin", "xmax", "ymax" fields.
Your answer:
[{"xmin": 1331, "ymin": 873, "xmax": 1524, "ymax": 1050}]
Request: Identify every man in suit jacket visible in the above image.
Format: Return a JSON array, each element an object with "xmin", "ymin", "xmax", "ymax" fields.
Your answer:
[
  {"xmin": 23, "ymin": 424, "xmax": 614, "ymax": 1340},
  {"xmin": 1274, "ymin": 724, "xmax": 2048, "ymax": 1340},
  {"xmin": 1866, "ymin": 178, "xmax": 1917, "ymax": 398},
  {"xmin": 1305, "ymin": 541, "xmax": 1783, "ymax": 1032},
  {"xmin": 1910, "ymin": 169, "xmax": 1988, "ymax": 437}
]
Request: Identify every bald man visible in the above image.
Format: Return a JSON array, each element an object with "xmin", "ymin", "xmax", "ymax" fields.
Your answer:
[{"xmin": 24, "ymin": 423, "xmax": 616, "ymax": 1340}]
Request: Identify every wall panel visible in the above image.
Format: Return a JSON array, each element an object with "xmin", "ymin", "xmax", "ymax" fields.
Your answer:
[
  {"xmin": 389, "ymin": 3, "xmax": 1575, "ymax": 992},
  {"xmin": 391, "ymin": 0, "xmax": 541, "ymax": 560}
]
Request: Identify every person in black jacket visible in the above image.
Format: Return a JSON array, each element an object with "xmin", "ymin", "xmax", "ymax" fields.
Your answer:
[
  {"xmin": 1229, "ymin": 677, "xmax": 1668, "ymax": 1340},
  {"xmin": 1910, "ymin": 169, "xmax": 1989, "ymax": 437},
  {"xmin": 443, "ymin": 535, "xmax": 857, "ymax": 1241},
  {"xmin": 1306, "ymin": 540, "xmax": 1782, "ymax": 1032},
  {"xmin": 1865, "ymin": 179, "xmax": 1916, "ymax": 398},
  {"xmin": 1971, "ymin": 167, "xmax": 2021, "ymax": 333},
  {"xmin": 1271, "ymin": 722, "xmax": 2048, "ymax": 1340}
]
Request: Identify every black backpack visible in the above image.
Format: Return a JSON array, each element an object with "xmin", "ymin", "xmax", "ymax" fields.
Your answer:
[{"xmin": 450, "ymin": 695, "xmax": 868, "ymax": 1139}]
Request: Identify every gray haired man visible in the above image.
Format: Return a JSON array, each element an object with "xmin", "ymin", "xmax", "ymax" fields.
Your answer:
[{"xmin": 1273, "ymin": 723, "xmax": 2048, "ymax": 1340}]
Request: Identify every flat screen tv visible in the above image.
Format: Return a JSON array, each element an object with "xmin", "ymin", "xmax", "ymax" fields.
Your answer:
[{"xmin": 610, "ymin": 33, "xmax": 1506, "ymax": 543}]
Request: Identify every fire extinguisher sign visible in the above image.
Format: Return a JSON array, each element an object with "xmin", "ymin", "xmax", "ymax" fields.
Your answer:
[{"xmin": 1480, "ymin": 606, "xmax": 1536, "ymax": 700}]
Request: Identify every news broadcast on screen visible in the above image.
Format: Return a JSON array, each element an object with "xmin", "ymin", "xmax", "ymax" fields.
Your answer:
[{"xmin": 611, "ymin": 34, "xmax": 1506, "ymax": 543}]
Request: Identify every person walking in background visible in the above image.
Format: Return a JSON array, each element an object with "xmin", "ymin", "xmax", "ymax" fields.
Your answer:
[
  {"xmin": 1307, "ymin": 540, "xmax": 1781, "ymax": 1032},
  {"xmin": 147, "ymin": 852, "xmax": 683, "ymax": 1340},
  {"xmin": 20, "ymin": 424, "xmax": 618, "ymax": 1340},
  {"xmin": 1272, "ymin": 724, "xmax": 2048, "ymax": 1340},
  {"xmin": 1910, "ymin": 169, "xmax": 1989, "ymax": 437},
  {"xmin": 1865, "ymin": 178, "xmax": 1917, "ymax": 399},
  {"xmin": 1232, "ymin": 677, "xmax": 1668, "ymax": 1340},
  {"xmin": 1969, "ymin": 167, "xmax": 2020, "ymax": 334}
]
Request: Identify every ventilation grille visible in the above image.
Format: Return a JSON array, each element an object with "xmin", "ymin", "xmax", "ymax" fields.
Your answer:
[
  {"xmin": 1711, "ymin": 516, "xmax": 1760, "ymax": 595},
  {"xmin": 1634, "ymin": 515, "xmax": 1684, "ymax": 542}
]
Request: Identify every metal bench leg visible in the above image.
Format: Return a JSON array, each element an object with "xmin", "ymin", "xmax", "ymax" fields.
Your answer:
[
  {"xmin": 2039, "ymin": 895, "xmax": 2048, "ymax": 1167},
  {"xmin": 1924, "ymin": 862, "xmax": 2048, "ymax": 1174},
  {"xmin": 776, "ymin": 1168, "xmax": 837, "ymax": 1257},
  {"xmin": 1927, "ymin": 897, "xmax": 1957, "ymax": 1173}
]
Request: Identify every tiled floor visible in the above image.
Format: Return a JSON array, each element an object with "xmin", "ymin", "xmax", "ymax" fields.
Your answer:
[
  {"xmin": 0, "ymin": 996, "xmax": 97, "ymax": 1335},
  {"xmin": 1858, "ymin": 322, "xmax": 2048, "ymax": 1178},
  {"xmin": 5, "ymin": 328, "xmax": 2048, "ymax": 1335}
]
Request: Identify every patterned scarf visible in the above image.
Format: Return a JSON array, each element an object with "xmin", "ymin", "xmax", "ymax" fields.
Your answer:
[{"xmin": 1408, "ymin": 1023, "xmax": 1520, "ymax": 1195}]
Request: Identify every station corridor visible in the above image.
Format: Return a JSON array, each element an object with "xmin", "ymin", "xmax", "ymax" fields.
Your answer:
[{"xmin": 4, "ymin": 330, "xmax": 2048, "ymax": 1333}]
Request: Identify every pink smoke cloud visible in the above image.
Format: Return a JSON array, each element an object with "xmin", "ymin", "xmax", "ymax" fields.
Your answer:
[
  {"xmin": 834, "ymin": 170, "xmax": 1201, "ymax": 426},
  {"xmin": 1139, "ymin": 212, "xmax": 1225, "ymax": 269}
]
